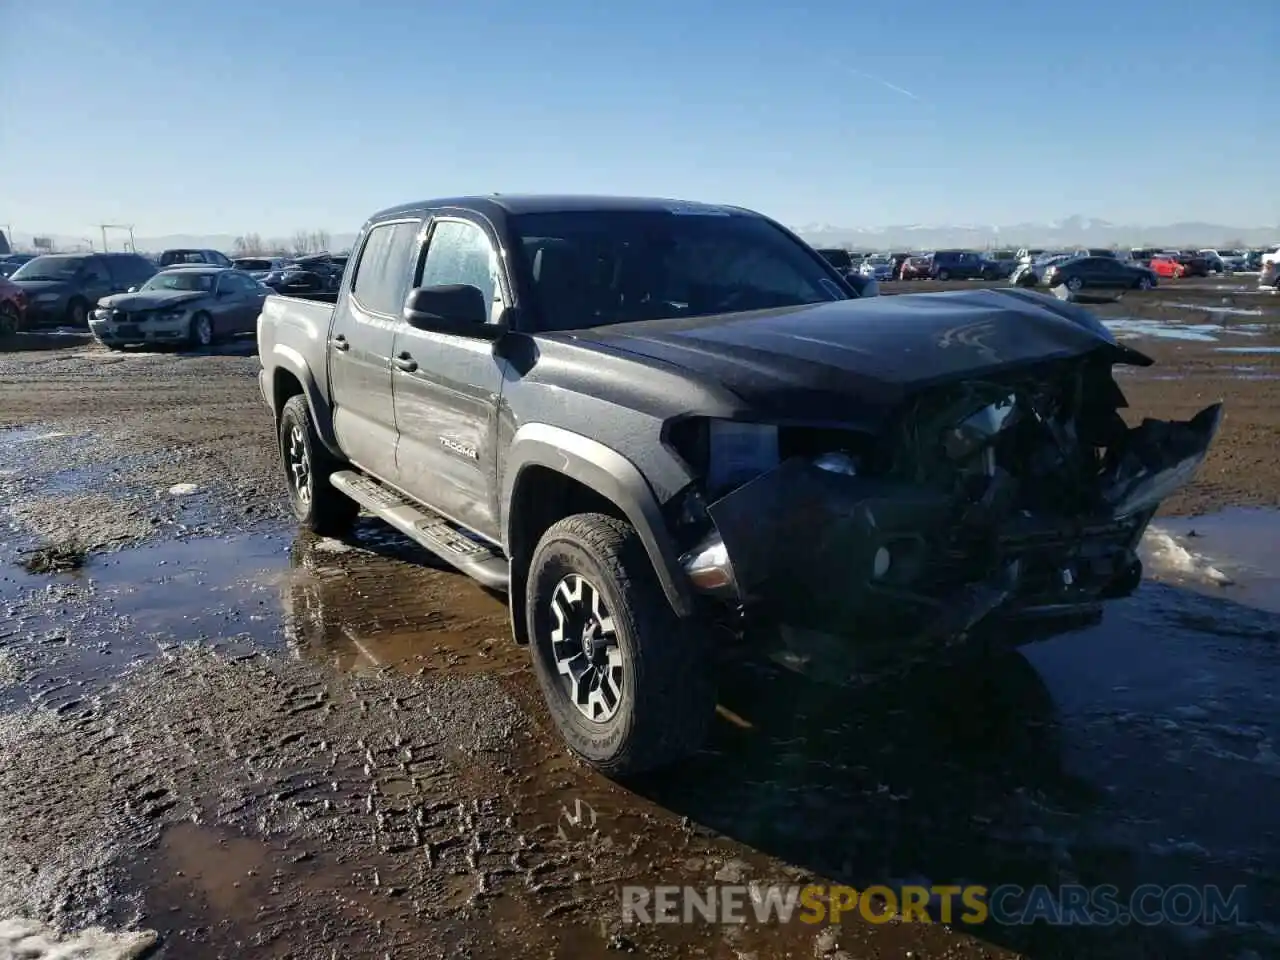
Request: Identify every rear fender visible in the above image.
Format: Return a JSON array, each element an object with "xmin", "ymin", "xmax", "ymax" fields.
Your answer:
[{"xmin": 269, "ymin": 344, "xmax": 341, "ymax": 458}]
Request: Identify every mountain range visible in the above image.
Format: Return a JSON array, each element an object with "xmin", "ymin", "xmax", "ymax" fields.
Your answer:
[{"xmin": 11, "ymin": 216, "xmax": 1279, "ymax": 256}]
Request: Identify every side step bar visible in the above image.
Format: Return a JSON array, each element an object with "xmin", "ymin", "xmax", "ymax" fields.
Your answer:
[{"xmin": 329, "ymin": 470, "xmax": 509, "ymax": 591}]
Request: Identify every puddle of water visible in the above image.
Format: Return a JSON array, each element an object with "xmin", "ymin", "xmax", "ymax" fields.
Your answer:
[
  {"xmin": 1143, "ymin": 509, "xmax": 1280, "ymax": 614},
  {"xmin": 1216, "ymin": 346, "xmax": 1280, "ymax": 354},
  {"xmin": 0, "ymin": 427, "xmax": 73, "ymax": 446},
  {"xmin": 4, "ymin": 515, "xmax": 1280, "ymax": 956}
]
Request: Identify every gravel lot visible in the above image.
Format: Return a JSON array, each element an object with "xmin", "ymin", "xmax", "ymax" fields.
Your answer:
[{"xmin": 1, "ymin": 279, "xmax": 1278, "ymax": 959}]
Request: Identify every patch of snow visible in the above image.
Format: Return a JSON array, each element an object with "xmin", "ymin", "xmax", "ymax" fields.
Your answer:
[
  {"xmin": 313, "ymin": 538, "xmax": 354, "ymax": 554},
  {"xmin": 4, "ymin": 432, "xmax": 68, "ymax": 445},
  {"xmin": 1166, "ymin": 302, "xmax": 1264, "ymax": 316},
  {"xmin": 1140, "ymin": 527, "xmax": 1233, "ymax": 585},
  {"xmin": 167, "ymin": 483, "xmax": 200, "ymax": 496},
  {"xmin": 0, "ymin": 917, "xmax": 157, "ymax": 960}
]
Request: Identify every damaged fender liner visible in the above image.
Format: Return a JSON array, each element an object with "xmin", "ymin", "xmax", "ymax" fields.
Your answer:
[{"xmin": 704, "ymin": 403, "xmax": 1223, "ymax": 640}]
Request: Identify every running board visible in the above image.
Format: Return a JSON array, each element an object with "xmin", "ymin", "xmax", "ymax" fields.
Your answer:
[{"xmin": 329, "ymin": 470, "xmax": 509, "ymax": 591}]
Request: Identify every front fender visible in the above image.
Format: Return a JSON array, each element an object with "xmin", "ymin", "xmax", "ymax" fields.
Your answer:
[
  {"xmin": 502, "ymin": 423, "xmax": 694, "ymax": 618},
  {"xmin": 269, "ymin": 343, "xmax": 341, "ymax": 458}
]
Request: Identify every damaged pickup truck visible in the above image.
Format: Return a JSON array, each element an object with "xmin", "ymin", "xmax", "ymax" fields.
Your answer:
[{"xmin": 257, "ymin": 195, "xmax": 1221, "ymax": 775}]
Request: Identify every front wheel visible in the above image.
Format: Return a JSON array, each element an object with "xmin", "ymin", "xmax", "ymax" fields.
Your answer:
[
  {"xmin": 278, "ymin": 395, "xmax": 358, "ymax": 536},
  {"xmin": 526, "ymin": 513, "xmax": 716, "ymax": 776},
  {"xmin": 1136, "ymin": 275, "xmax": 1154, "ymax": 291},
  {"xmin": 937, "ymin": 269, "xmax": 951, "ymax": 281},
  {"xmin": 188, "ymin": 312, "xmax": 214, "ymax": 348},
  {"xmin": 1066, "ymin": 276, "xmax": 1084, "ymax": 292}
]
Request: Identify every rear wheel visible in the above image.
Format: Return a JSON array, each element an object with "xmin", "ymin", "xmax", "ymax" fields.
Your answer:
[
  {"xmin": 66, "ymin": 298, "xmax": 88, "ymax": 328},
  {"xmin": 278, "ymin": 395, "xmax": 358, "ymax": 536},
  {"xmin": 0, "ymin": 302, "xmax": 19, "ymax": 337},
  {"xmin": 526, "ymin": 513, "xmax": 716, "ymax": 776}
]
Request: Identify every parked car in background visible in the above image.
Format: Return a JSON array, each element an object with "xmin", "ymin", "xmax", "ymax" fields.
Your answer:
[
  {"xmin": 8, "ymin": 252, "xmax": 156, "ymax": 326},
  {"xmin": 900, "ymin": 254, "xmax": 933, "ymax": 280},
  {"xmin": 90, "ymin": 266, "xmax": 269, "ymax": 349},
  {"xmin": 1259, "ymin": 246, "xmax": 1280, "ymax": 288},
  {"xmin": 858, "ymin": 255, "xmax": 894, "ymax": 281},
  {"xmin": 0, "ymin": 253, "xmax": 35, "ymax": 278},
  {"xmin": 1010, "ymin": 253, "xmax": 1074, "ymax": 287},
  {"xmin": 158, "ymin": 248, "xmax": 233, "ymax": 268},
  {"xmin": 1128, "ymin": 249, "xmax": 1158, "ymax": 267},
  {"xmin": 1243, "ymin": 250, "xmax": 1265, "ymax": 272},
  {"xmin": 1149, "ymin": 255, "xmax": 1187, "ymax": 279},
  {"xmin": 1044, "ymin": 256, "xmax": 1158, "ymax": 292},
  {"xmin": 815, "ymin": 248, "xmax": 854, "ymax": 273},
  {"xmin": 1200, "ymin": 249, "xmax": 1245, "ymax": 272},
  {"xmin": 264, "ymin": 269, "xmax": 333, "ymax": 296},
  {"xmin": 929, "ymin": 250, "xmax": 985, "ymax": 281},
  {"xmin": 232, "ymin": 256, "xmax": 288, "ymax": 281},
  {"xmin": 980, "ymin": 250, "xmax": 1019, "ymax": 280},
  {"xmin": 0, "ymin": 276, "xmax": 28, "ymax": 335},
  {"xmin": 1172, "ymin": 253, "xmax": 1211, "ymax": 278}
]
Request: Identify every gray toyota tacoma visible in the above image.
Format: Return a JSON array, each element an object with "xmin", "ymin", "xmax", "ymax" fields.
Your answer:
[{"xmin": 257, "ymin": 195, "xmax": 1221, "ymax": 775}]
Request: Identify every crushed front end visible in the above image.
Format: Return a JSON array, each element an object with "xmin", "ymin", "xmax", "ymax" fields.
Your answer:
[{"xmin": 666, "ymin": 350, "xmax": 1222, "ymax": 646}]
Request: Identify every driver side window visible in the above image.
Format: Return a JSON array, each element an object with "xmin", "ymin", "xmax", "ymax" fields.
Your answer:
[{"xmin": 417, "ymin": 220, "xmax": 501, "ymax": 322}]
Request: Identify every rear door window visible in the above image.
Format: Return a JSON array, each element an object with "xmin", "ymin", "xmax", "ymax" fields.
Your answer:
[{"xmin": 350, "ymin": 220, "xmax": 421, "ymax": 316}]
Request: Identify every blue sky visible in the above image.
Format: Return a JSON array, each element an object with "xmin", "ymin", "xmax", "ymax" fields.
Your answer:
[{"xmin": 1, "ymin": 0, "xmax": 1275, "ymax": 238}]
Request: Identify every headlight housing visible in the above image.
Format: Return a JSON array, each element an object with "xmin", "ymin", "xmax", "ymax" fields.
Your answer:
[{"xmin": 156, "ymin": 309, "xmax": 187, "ymax": 322}]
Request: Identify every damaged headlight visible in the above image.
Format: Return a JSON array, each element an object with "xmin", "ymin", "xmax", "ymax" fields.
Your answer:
[
  {"xmin": 942, "ymin": 394, "xmax": 1017, "ymax": 462},
  {"xmin": 706, "ymin": 421, "xmax": 779, "ymax": 493}
]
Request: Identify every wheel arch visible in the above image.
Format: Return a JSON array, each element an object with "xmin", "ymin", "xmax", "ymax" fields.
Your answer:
[
  {"xmin": 502, "ymin": 424, "xmax": 695, "ymax": 644},
  {"xmin": 268, "ymin": 346, "xmax": 341, "ymax": 457}
]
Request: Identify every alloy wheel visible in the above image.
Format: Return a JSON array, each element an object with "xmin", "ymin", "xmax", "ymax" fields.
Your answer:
[
  {"xmin": 548, "ymin": 573, "xmax": 623, "ymax": 722},
  {"xmin": 287, "ymin": 424, "xmax": 311, "ymax": 505},
  {"xmin": 195, "ymin": 315, "xmax": 213, "ymax": 346}
]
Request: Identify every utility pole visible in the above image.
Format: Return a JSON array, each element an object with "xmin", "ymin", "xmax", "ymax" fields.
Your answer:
[{"xmin": 98, "ymin": 224, "xmax": 136, "ymax": 253}]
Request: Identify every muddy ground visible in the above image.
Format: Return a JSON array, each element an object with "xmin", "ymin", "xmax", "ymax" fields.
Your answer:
[{"xmin": 1, "ymin": 279, "xmax": 1278, "ymax": 959}]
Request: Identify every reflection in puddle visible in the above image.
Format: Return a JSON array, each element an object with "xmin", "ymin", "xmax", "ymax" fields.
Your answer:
[
  {"xmin": 1104, "ymin": 318, "xmax": 1226, "ymax": 342},
  {"xmin": 1216, "ymin": 346, "xmax": 1280, "ymax": 354}
]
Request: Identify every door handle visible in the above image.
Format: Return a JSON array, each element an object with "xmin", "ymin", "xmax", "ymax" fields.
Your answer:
[
  {"xmin": 329, "ymin": 334, "xmax": 349, "ymax": 352},
  {"xmin": 393, "ymin": 353, "xmax": 418, "ymax": 373}
]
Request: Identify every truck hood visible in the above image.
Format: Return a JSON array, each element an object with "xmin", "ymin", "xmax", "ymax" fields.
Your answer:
[
  {"xmin": 563, "ymin": 289, "xmax": 1148, "ymax": 422},
  {"xmin": 97, "ymin": 290, "xmax": 206, "ymax": 311}
]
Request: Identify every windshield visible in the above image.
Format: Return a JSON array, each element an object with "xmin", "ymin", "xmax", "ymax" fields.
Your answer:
[
  {"xmin": 509, "ymin": 211, "xmax": 846, "ymax": 331},
  {"xmin": 142, "ymin": 271, "xmax": 215, "ymax": 292},
  {"xmin": 11, "ymin": 256, "xmax": 84, "ymax": 281},
  {"xmin": 234, "ymin": 259, "xmax": 273, "ymax": 270}
]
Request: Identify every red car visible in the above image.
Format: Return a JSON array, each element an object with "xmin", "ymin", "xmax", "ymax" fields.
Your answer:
[
  {"xmin": 0, "ymin": 276, "xmax": 27, "ymax": 335},
  {"xmin": 900, "ymin": 255, "xmax": 933, "ymax": 280},
  {"xmin": 1149, "ymin": 255, "xmax": 1186, "ymax": 279}
]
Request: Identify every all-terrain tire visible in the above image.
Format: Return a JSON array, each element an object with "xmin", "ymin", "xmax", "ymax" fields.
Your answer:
[
  {"xmin": 526, "ymin": 513, "xmax": 715, "ymax": 777},
  {"xmin": 278, "ymin": 394, "xmax": 358, "ymax": 536}
]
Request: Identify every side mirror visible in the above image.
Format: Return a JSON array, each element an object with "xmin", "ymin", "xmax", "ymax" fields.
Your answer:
[{"xmin": 402, "ymin": 284, "xmax": 501, "ymax": 339}]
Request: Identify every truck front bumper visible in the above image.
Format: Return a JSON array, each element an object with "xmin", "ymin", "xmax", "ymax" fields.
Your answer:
[{"xmin": 679, "ymin": 404, "xmax": 1222, "ymax": 643}]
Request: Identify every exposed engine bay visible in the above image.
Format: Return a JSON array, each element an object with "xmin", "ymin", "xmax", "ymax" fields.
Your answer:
[{"xmin": 676, "ymin": 351, "xmax": 1223, "ymax": 645}]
